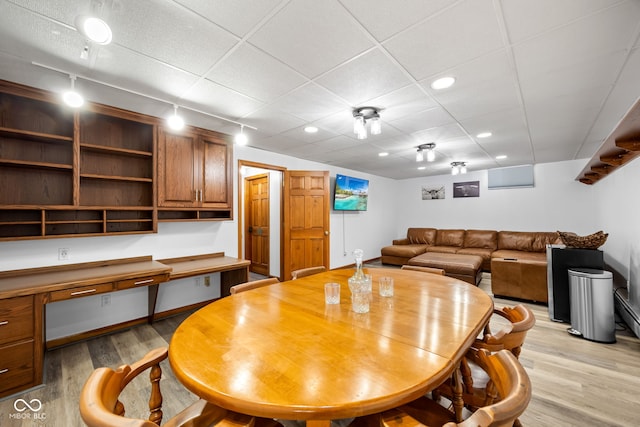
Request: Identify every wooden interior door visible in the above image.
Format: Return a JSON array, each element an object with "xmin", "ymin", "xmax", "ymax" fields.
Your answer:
[
  {"xmin": 245, "ymin": 173, "xmax": 270, "ymax": 276},
  {"xmin": 283, "ymin": 170, "xmax": 330, "ymax": 280}
]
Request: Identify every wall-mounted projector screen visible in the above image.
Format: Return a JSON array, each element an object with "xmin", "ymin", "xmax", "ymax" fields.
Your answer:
[{"xmin": 488, "ymin": 164, "xmax": 534, "ymax": 189}]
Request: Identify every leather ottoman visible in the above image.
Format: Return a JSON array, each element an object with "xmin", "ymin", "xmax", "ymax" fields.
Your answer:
[{"xmin": 407, "ymin": 252, "xmax": 483, "ymax": 286}]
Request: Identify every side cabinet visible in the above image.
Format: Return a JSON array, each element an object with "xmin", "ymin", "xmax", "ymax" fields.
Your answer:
[
  {"xmin": 157, "ymin": 127, "xmax": 233, "ymax": 221},
  {"xmin": 0, "ymin": 294, "xmax": 43, "ymax": 398}
]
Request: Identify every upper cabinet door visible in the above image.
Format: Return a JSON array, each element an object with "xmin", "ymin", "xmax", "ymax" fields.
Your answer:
[
  {"xmin": 157, "ymin": 128, "xmax": 199, "ymax": 207},
  {"xmin": 201, "ymin": 133, "xmax": 232, "ymax": 209},
  {"xmin": 157, "ymin": 127, "xmax": 232, "ymax": 210}
]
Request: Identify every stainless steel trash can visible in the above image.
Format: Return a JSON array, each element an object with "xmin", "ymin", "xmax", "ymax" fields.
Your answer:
[{"xmin": 567, "ymin": 268, "xmax": 615, "ymax": 343}]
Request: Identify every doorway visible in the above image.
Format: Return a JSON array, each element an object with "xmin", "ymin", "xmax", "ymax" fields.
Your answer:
[
  {"xmin": 244, "ymin": 173, "xmax": 270, "ymax": 276},
  {"xmin": 238, "ymin": 161, "xmax": 285, "ymax": 280},
  {"xmin": 238, "ymin": 161, "xmax": 331, "ymax": 281}
]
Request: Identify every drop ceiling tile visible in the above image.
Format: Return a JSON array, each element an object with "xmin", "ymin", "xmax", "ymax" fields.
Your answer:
[
  {"xmin": 512, "ymin": 2, "xmax": 640, "ymax": 78},
  {"xmin": 586, "ymin": 47, "xmax": 640, "ymax": 145},
  {"xmin": 383, "ymin": 0, "xmax": 503, "ymax": 80},
  {"xmin": 459, "ymin": 107, "xmax": 529, "ymax": 144},
  {"xmin": 340, "ymin": 0, "xmax": 457, "ymax": 41},
  {"xmin": 111, "ymin": 0, "xmax": 238, "ymax": 75},
  {"xmin": 182, "ymin": 79, "xmax": 265, "ymax": 119},
  {"xmin": 315, "ymin": 48, "xmax": 412, "ymax": 106},
  {"xmin": 501, "ymin": 0, "xmax": 624, "ymax": 43},
  {"xmin": 423, "ymin": 50, "xmax": 521, "ymax": 119},
  {"xmin": 248, "ymin": 0, "xmax": 374, "ymax": 78},
  {"xmin": 174, "ymin": 0, "xmax": 282, "ymax": 37},
  {"xmin": 279, "ymin": 125, "xmax": 340, "ymax": 144},
  {"xmin": 365, "ymin": 85, "xmax": 438, "ymax": 122},
  {"xmin": 93, "ymin": 44, "xmax": 201, "ymax": 100},
  {"xmin": 387, "ymin": 106, "xmax": 455, "ymax": 134},
  {"xmin": 206, "ymin": 43, "xmax": 307, "ymax": 102},
  {"xmin": 518, "ymin": 51, "xmax": 625, "ymax": 104},
  {"xmin": 411, "ymin": 123, "xmax": 468, "ymax": 144},
  {"xmin": 241, "ymin": 106, "xmax": 307, "ymax": 135},
  {"xmin": 270, "ymin": 83, "xmax": 348, "ymax": 122},
  {"xmin": 0, "ymin": 3, "xmax": 87, "ymax": 66}
]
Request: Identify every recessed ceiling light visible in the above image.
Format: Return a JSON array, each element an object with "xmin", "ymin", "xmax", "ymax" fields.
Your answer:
[
  {"xmin": 430, "ymin": 76, "xmax": 455, "ymax": 90},
  {"xmin": 496, "ymin": 155, "xmax": 507, "ymax": 160},
  {"xmin": 75, "ymin": 15, "xmax": 112, "ymax": 45},
  {"xmin": 417, "ymin": 166, "xmax": 426, "ymax": 170},
  {"xmin": 304, "ymin": 126, "xmax": 318, "ymax": 133},
  {"xmin": 378, "ymin": 152, "xmax": 389, "ymax": 157},
  {"xmin": 477, "ymin": 132, "xmax": 492, "ymax": 138}
]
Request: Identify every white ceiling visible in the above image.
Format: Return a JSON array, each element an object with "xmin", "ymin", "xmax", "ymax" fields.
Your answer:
[{"xmin": 1, "ymin": 0, "xmax": 639, "ymax": 179}]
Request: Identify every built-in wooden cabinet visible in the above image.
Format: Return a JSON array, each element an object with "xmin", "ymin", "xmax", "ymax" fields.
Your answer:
[
  {"xmin": 157, "ymin": 127, "xmax": 233, "ymax": 221},
  {"xmin": 0, "ymin": 80, "xmax": 234, "ymax": 240},
  {"xmin": 0, "ymin": 294, "xmax": 43, "ymax": 398}
]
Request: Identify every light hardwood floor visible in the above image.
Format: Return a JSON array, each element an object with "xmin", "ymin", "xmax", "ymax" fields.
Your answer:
[{"xmin": 1, "ymin": 272, "xmax": 638, "ymax": 427}]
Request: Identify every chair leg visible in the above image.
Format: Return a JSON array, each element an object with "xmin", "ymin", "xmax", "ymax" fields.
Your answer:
[
  {"xmin": 451, "ymin": 366, "xmax": 464, "ymax": 423},
  {"xmin": 149, "ymin": 363, "xmax": 164, "ymax": 425}
]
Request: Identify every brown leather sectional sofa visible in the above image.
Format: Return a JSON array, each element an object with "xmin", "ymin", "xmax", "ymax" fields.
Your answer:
[{"xmin": 381, "ymin": 228, "xmax": 561, "ymax": 303}]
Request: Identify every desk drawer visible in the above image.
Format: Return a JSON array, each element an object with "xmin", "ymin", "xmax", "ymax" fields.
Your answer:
[
  {"xmin": 49, "ymin": 283, "xmax": 114, "ymax": 302},
  {"xmin": 0, "ymin": 295, "xmax": 34, "ymax": 346},
  {"xmin": 116, "ymin": 274, "xmax": 166, "ymax": 290},
  {"xmin": 0, "ymin": 340, "xmax": 34, "ymax": 394}
]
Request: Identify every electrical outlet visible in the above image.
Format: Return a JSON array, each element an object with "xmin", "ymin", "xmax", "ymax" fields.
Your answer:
[
  {"xmin": 101, "ymin": 294, "xmax": 111, "ymax": 307},
  {"xmin": 195, "ymin": 277, "xmax": 202, "ymax": 287},
  {"xmin": 58, "ymin": 248, "xmax": 69, "ymax": 260},
  {"xmin": 204, "ymin": 276, "xmax": 210, "ymax": 287}
]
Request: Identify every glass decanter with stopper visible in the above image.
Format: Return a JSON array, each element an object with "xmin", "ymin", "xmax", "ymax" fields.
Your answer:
[{"xmin": 348, "ymin": 249, "xmax": 371, "ymax": 292}]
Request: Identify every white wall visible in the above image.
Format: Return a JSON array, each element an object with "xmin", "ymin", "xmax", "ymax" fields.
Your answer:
[
  {"xmin": 393, "ymin": 159, "xmax": 597, "ymax": 237},
  {"xmin": 592, "ymin": 156, "xmax": 640, "ymax": 306}
]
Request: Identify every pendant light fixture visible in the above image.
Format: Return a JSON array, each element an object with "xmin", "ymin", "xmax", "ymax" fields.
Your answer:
[
  {"xmin": 451, "ymin": 161, "xmax": 467, "ymax": 175},
  {"xmin": 416, "ymin": 143, "xmax": 436, "ymax": 162},
  {"xmin": 352, "ymin": 107, "xmax": 382, "ymax": 139},
  {"xmin": 62, "ymin": 75, "xmax": 84, "ymax": 108}
]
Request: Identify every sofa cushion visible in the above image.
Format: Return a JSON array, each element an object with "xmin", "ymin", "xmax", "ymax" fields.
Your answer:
[
  {"xmin": 497, "ymin": 231, "xmax": 535, "ymax": 252},
  {"xmin": 435, "ymin": 229, "xmax": 465, "ymax": 247},
  {"xmin": 463, "ymin": 229, "xmax": 497, "ymax": 250},
  {"xmin": 532, "ymin": 232, "xmax": 561, "ymax": 252},
  {"xmin": 407, "ymin": 228, "xmax": 437, "ymax": 245},
  {"xmin": 381, "ymin": 244, "xmax": 429, "ymax": 259}
]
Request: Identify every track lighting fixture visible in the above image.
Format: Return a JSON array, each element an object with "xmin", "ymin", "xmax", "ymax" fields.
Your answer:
[
  {"xmin": 167, "ymin": 105, "xmax": 185, "ymax": 131},
  {"xmin": 62, "ymin": 75, "xmax": 84, "ymax": 108},
  {"xmin": 235, "ymin": 125, "xmax": 248, "ymax": 146}
]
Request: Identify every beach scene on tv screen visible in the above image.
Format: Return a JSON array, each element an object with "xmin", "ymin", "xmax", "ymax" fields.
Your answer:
[{"xmin": 334, "ymin": 175, "xmax": 368, "ymax": 211}]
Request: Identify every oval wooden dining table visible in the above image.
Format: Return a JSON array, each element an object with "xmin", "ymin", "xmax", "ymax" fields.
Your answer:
[{"xmin": 169, "ymin": 267, "xmax": 493, "ymax": 427}]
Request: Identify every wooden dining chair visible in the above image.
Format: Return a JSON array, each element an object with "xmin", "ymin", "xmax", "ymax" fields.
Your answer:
[
  {"xmin": 401, "ymin": 265, "xmax": 446, "ymax": 275},
  {"xmin": 433, "ymin": 304, "xmax": 535, "ymax": 425},
  {"xmin": 291, "ymin": 266, "xmax": 326, "ymax": 279},
  {"xmin": 351, "ymin": 349, "xmax": 531, "ymax": 427},
  {"xmin": 79, "ymin": 347, "xmax": 280, "ymax": 427},
  {"xmin": 230, "ymin": 277, "xmax": 280, "ymax": 294}
]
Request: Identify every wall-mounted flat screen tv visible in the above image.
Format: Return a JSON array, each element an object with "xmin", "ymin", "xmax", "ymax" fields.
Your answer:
[{"xmin": 333, "ymin": 174, "xmax": 369, "ymax": 211}]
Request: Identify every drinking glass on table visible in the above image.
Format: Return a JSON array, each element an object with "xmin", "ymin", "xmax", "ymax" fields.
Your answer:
[{"xmin": 324, "ymin": 282, "xmax": 341, "ymax": 304}]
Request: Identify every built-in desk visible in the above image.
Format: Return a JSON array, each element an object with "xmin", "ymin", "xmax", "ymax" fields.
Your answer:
[{"xmin": 0, "ymin": 252, "xmax": 249, "ymax": 399}]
